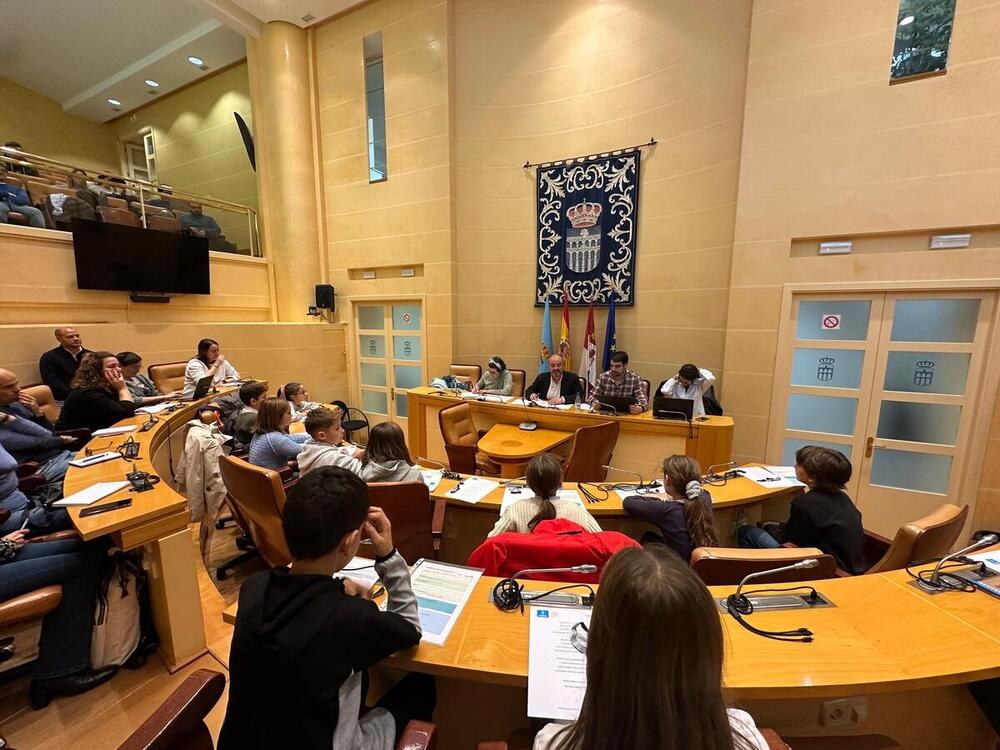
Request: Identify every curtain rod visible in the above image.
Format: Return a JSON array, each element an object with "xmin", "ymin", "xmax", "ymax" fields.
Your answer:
[{"xmin": 522, "ymin": 138, "xmax": 657, "ymax": 169}]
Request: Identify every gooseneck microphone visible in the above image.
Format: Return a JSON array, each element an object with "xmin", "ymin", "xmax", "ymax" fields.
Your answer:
[
  {"xmin": 928, "ymin": 533, "xmax": 999, "ymax": 586},
  {"xmin": 733, "ymin": 558, "xmax": 819, "ymax": 604},
  {"xmin": 493, "ymin": 565, "xmax": 598, "ymax": 612},
  {"xmin": 594, "ymin": 401, "xmax": 618, "ymax": 416},
  {"xmin": 415, "ymin": 456, "xmax": 460, "ymax": 480},
  {"xmin": 518, "ymin": 394, "xmax": 538, "ymax": 431},
  {"xmin": 602, "ymin": 464, "xmax": 659, "ymax": 493},
  {"xmin": 725, "ymin": 559, "xmax": 820, "ymax": 643}
]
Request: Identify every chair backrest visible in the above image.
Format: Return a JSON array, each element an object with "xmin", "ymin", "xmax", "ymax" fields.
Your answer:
[
  {"xmin": 99, "ymin": 205, "xmax": 140, "ymax": 226},
  {"xmin": 449, "ymin": 363, "xmax": 481, "ymax": 385},
  {"xmin": 106, "ymin": 196, "xmax": 129, "ymax": 210},
  {"xmin": 147, "ymin": 214, "xmax": 182, "ymax": 233},
  {"xmin": 364, "ymin": 481, "xmax": 435, "ymax": 563},
  {"xmin": 148, "ymin": 362, "xmax": 187, "ymax": 395},
  {"xmin": 218, "ymin": 455, "xmax": 292, "ymax": 568},
  {"xmin": 690, "ymin": 546, "xmax": 838, "ymax": 586},
  {"xmin": 563, "ymin": 421, "xmax": 620, "ymax": 482},
  {"xmin": 640, "ymin": 379, "xmax": 651, "ymax": 404},
  {"xmin": 866, "ymin": 503, "xmax": 970, "ymax": 574},
  {"xmin": 438, "ymin": 402, "xmax": 478, "ymax": 447},
  {"xmin": 116, "ymin": 668, "xmax": 225, "ymax": 750},
  {"xmin": 509, "ymin": 369, "xmax": 526, "ymax": 398},
  {"xmin": 21, "ymin": 384, "xmax": 60, "ymax": 424}
]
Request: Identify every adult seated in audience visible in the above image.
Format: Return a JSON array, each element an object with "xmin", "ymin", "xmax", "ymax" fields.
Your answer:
[
  {"xmin": 55, "ymin": 352, "xmax": 137, "ymax": 434},
  {"xmin": 0, "ymin": 164, "xmax": 46, "ymax": 228},
  {"xmin": 181, "ymin": 202, "xmax": 236, "ymax": 252},
  {"xmin": 659, "ymin": 363, "xmax": 716, "ymax": 417},
  {"xmin": 219, "ymin": 467, "xmax": 435, "ymax": 750},
  {"xmin": 0, "ymin": 518, "xmax": 116, "ymax": 708},
  {"xmin": 2, "ymin": 141, "xmax": 39, "ymax": 176},
  {"xmin": 0, "ymin": 368, "xmax": 75, "ymax": 503},
  {"xmin": 297, "ymin": 408, "xmax": 364, "ymax": 477},
  {"xmin": 525, "ymin": 354, "xmax": 584, "ymax": 405},
  {"xmin": 38, "ymin": 326, "xmax": 91, "ymax": 402},
  {"xmin": 590, "ymin": 350, "xmax": 647, "ymax": 413},
  {"xmin": 0, "ymin": 441, "xmax": 72, "ymax": 535},
  {"xmin": 146, "ymin": 185, "xmax": 173, "ymax": 210},
  {"xmin": 248, "ymin": 397, "xmax": 309, "ymax": 471},
  {"xmin": 68, "ymin": 169, "xmax": 99, "ymax": 210},
  {"xmin": 472, "ymin": 356, "xmax": 513, "ymax": 396},
  {"xmin": 183, "ymin": 338, "xmax": 241, "ymax": 398},
  {"xmin": 116, "ymin": 351, "xmax": 180, "ymax": 406},
  {"xmin": 47, "ymin": 170, "xmax": 98, "ymax": 225},
  {"xmin": 233, "ymin": 380, "xmax": 269, "ymax": 447},
  {"xmin": 489, "ymin": 453, "xmax": 601, "ymax": 536},
  {"xmin": 738, "ymin": 446, "xmax": 866, "ymax": 574},
  {"xmin": 623, "ymin": 455, "xmax": 717, "ymax": 562},
  {"xmin": 280, "ymin": 381, "xmax": 321, "ymax": 421},
  {"xmin": 532, "ymin": 545, "xmax": 768, "ymax": 749}
]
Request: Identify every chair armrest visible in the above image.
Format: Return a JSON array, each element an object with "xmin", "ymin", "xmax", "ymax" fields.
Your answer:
[
  {"xmin": 116, "ymin": 669, "xmax": 226, "ymax": 750},
  {"xmin": 31, "ymin": 530, "xmax": 80, "ymax": 544},
  {"xmin": 781, "ymin": 542, "xmax": 798, "ymax": 548},
  {"xmin": 862, "ymin": 527, "xmax": 893, "ymax": 567},
  {"xmin": 15, "ymin": 462, "xmax": 41, "ymax": 479},
  {"xmin": 278, "ymin": 466, "xmax": 294, "ymax": 483},
  {"xmin": 18, "ymin": 473, "xmax": 46, "ymax": 495},
  {"xmin": 759, "ymin": 728, "xmax": 791, "ymax": 750},
  {"xmin": 397, "ymin": 720, "xmax": 436, "ymax": 750},
  {"xmin": 56, "ymin": 428, "xmax": 91, "ymax": 451},
  {"xmin": 431, "ymin": 497, "xmax": 447, "ymax": 556},
  {"xmin": 835, "ymin": 567, "xmax": 852, "ymax": 577}
]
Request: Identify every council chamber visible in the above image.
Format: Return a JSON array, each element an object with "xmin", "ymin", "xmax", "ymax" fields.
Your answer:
[{"xmin": 1, "ymin": 1, "xmax": 999, "ymax": 748}]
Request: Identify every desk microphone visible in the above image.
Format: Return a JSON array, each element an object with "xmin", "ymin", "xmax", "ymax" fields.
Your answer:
[
  {"xmin": 725, "ymin": 559, "xmax": 819, "ymax": 643},
  {"xmin": 929, "ymin": 534, "xmax": 999, "ymax": 585},
  {"xmin": 493, "ymin": 565, "xmax": 598, "ymax": 612},
  {"xmin": 500, "ymin": 475, "xmax": 526, "ymax": 486},
  {"xmin": 415, "ymin": 457, "xmax": 461, "ymax": 480},
  {"xmin": 602, "ymin": 464, "xmax": 659, "ymax": 493},
  {"xmin": 518, "ymin": 396, "xmax": 538, "ymax": 432},
  {"xmin": 594, "ymin": 401, "xmax": 618, "ymax": 416}
]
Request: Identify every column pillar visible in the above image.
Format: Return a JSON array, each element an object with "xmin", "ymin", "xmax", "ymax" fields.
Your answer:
[{"xmin": 249, "ymin": 22, "xmax": 321, "ymax": 321}]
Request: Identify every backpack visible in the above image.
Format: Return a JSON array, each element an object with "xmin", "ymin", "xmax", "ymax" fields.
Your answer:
[{"xmin": 91, "ymin": 552, "xmax": 147, "ymax": 669}]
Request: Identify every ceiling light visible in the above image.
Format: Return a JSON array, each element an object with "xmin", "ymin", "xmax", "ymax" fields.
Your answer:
[
  {"xmin": 899, "ymin": 15, "xmax": 915, "ymax": 25},
  {"xmin": 188, "ymin": 56, "xmax": 204, "ymax": 66},
  {"xmin": 145, "ymin": 79, "xmax": 160, "ymax": 87},
  {"xmin": 107, "ymin": 98, "xmax": 122, "ymax": 106}
]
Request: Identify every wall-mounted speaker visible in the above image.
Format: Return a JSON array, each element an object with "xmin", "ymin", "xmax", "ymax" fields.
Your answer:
[{"xmin": 315, "ymin": 284, "xmax": 335, "ymax": 311}]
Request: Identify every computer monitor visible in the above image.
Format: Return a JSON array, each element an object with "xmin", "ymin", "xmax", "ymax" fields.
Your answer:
[
  {"xmin": 594, "ymin": 395, "xmax": 636, "ymax": 414},
  {"xmin": 652, "ymin": 396, "xmax": 694, "ymax": 421}
]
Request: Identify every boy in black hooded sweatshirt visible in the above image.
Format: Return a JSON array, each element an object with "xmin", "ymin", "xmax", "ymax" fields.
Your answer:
[{"xmin": 218, "ymin": 466, "xmax": 435, "ymax": 750}]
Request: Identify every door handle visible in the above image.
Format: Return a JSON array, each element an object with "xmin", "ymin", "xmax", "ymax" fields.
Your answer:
[{"xmin": 865, "ymin": 436, "xmax": 887, "ymax": 458}]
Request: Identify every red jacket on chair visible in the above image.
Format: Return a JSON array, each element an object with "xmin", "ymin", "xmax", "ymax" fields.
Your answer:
[{"xmin": 467, "ymin": 519, "xmax": 640, "ymax": 583}]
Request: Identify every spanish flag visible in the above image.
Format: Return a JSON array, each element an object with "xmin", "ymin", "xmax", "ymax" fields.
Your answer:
[{"xmin": 559, "ymin": 293, "xmax": 572, "ymax": 371}]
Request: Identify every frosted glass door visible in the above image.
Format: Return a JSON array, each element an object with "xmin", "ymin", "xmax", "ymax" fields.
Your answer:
[{"xmin": 356, "ymin": 305, "xmax": 389, "ymax": 426}]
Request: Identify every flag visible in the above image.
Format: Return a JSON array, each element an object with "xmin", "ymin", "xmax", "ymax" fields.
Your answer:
[
  {"xmin": 579, "ymin": 297, "xmax": 597, "ymax": 400},
  {"xmin": 539, "ymin": 297, "xmax": 554, "ymax": 373},
  {"xmin": 559, "ymin": 292, "xmax": 572, "ymax": 370},
  {"xmin": 602, "ymin": 293, "xmax": 617, "ymax": 371}
]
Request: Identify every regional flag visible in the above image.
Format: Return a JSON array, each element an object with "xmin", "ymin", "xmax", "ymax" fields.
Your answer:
[{"xmin": 579, "ymin": 298, "xmax": 597, "ymax": 400}]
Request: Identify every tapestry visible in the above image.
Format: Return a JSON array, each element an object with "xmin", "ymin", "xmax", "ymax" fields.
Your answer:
[{"xmin": 535, "ymin": 150, "xmax": 640, "ymax": 307}]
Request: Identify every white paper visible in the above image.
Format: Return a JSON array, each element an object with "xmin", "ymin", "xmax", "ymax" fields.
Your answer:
[
  {"xmin": 68, "ymin": 451, "xmax": 121, "ymax": 468},
  {"xmin": 135, "ymin": 401, "xmax": 178, "ymax": 415},
  {"xmin": 528, "ymin": 605, "xmax": 592, "ymax": 720},
  {"xmin": 501, "ymin": 486, "xmax": 585, "ymax": 515},
  {"xmin": 420, "ymin": 469, "xmax": 443, "ymax": 491},
  {"xmin": 54, "ymin": 480, "xmax": 130, "ymax": 506},
  {"xmin": 336, "ymin": 555, "xmax": 381, "ymax": 589},
  {"xmin": 967, "ymin": 550, "xmax": 1000, "ymax": 573},
  {"xmin": 763, "ymin": 466, "xmax": 806, "ymax": 487},
  {"xmin": 408, "ymin": 560, "xmax": 483, "ymax": 646},
  {"xmin": 738, "ymin": 466, "xmax": 800, "ymax": 488},
  {"xmin": 443, "ymin": 476, "xmax": 499, "ymax": 504},
  {"xmin": 91, "ymin": 425, "xmax": 137, "ymax": 437}
]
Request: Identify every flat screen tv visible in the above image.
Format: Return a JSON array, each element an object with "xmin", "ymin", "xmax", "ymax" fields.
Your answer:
[{"xmin": 71, "ymin": 218, "xmax": 211, "ymax": 295}]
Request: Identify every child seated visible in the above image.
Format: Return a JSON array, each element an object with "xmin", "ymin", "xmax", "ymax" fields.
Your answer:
[
  {"xmin": 737, "ymin": 445, "xmax": 866, "ymax": 574},
  {"xmin": 297, "ymin": 407, "xmax": 365, "ymax": 477},
  {"xmin": 281, "ymin": 381, "xmax": 322, "ymax": 420},
  {"xmin": 489, "ymin": 453, "xmax": 602, "ymax": 536},
  {"xmin": 622, "ymin": 455, "xmax": 718, "ymax": 562},
  {"xmin": 247, "ymin": 397, "xmax": 309, "ymax": 471},
  {"xmin": 358, "ymin": 422, "xmax": 422, "ymax": 483},
  {"xmin": 219, "ymin": 467, "xmax": 435, "ymax": 750},
  {"xmin": 233, "ymin": 381, "xmax": 268, "ymax": 447}
]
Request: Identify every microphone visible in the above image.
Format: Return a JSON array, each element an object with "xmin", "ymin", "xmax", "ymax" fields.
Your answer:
[
  {"xmin": 929, "ymin": 534, "xmax": 999, "ymax": 585},
  {"xmin": 725, "ymin": 559, "xmax": 820, "ymax": 644},
  {"xmin": 594, "ymin": 401, "xmax": 618, "ymax": 416},
  {"xmin": 602, "ymin": 464, "xmax": 658, "ymax": 493},
  {"xmin": 493, "ymin": 564, "xmax": 599, "ymax": 612},
  {"xmin": 499, "ymin": 475, "xmax": 526, "ymax": 486},
  {"xmin": 415, "ymin": 456, "xmax": 460, "ymax": 480},
  {"xmin": 512, "ymin": 564, "xmax": 597, "ymax": 579},
  {"xmin": 733, "ymin": 559, "xmax": 819, "ymax": 604},
  {"xmin": 518, "ymin": 393, "xmax": 537, "ymax": 431}
]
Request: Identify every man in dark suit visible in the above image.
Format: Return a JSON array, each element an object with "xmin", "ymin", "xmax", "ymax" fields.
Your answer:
[
  {"xmin": 38, "ymin": 327, "xmax": 91, "ymax": 401},
  {"xmin": 525, "ymin": 355, "xmax": 583, "ymax": 405}
]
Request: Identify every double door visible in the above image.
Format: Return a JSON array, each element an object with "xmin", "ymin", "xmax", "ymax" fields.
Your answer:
[
  {"xmin": 355, "ymin": 301, "xmax": 425, "ymax": 430},
  {"xmin": 769, "ymin": 291, "xmax": 994, "ymax": 536}
]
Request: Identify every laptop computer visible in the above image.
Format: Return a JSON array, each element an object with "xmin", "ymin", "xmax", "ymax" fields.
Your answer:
[
  {"xmin": 183, "ymin": 374, "xmax": 215, "ymax": 402},
  {"xmin": 652, "ymin": 396, "xmax": 694, "ymax": 421},
  {"xmin": 594, "ymin": 395, "xmax": 636, "ymax": 414}
]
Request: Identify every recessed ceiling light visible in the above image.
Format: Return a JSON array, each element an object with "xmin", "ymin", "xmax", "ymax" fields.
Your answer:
[
  {"xmin": 188, "ymin": 56, "xmax": 204, "ymax": 66},
  {"xmin": 899, "ymin": 15, "xmax": 915, "ymax": 25},
  {"xmin": 107, "ymin": 98, "xmax": 122, "ymax": 106},
  {"xmin": 145, "ymin": 79, "xmax": 160, "ymax": 87}
]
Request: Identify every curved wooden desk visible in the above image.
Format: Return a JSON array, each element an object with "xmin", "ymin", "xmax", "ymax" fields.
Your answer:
[
  {"xmin": 477, "ymin": 423, "xmax": 573, "ymax": 478},
  {"xmin": 406, "ymin": 387, "xmax": 734, "ymax": 482},
  {"xmin": 63, "ymin": 391, "xmax": 235, "ymax": 671}
]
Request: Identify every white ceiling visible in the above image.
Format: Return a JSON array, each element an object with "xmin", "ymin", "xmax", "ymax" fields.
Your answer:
[
  {"xmin": 220, "ymin": 0, "xmax": 365, "ymax": 27},
  {"xmin": 0, "ymin": 0, "xmax": 248, "ymax": 122}
]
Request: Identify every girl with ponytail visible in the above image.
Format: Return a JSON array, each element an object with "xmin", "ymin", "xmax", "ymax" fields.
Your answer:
[{"xmin": 622, "ymin": 455, "xmax": 718, "ymax": 561}]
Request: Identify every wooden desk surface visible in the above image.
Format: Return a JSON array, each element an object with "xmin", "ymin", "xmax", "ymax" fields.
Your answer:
[
  {"xmin": 477, "ymin": 423, "xmax": 572, "ymax": 461},
  {"xmin": 426, "ymin": 469, "xmax": 797, "ymax": 517},
  {"xmin": 222, "ymin": 567, "xmax": 1000, "ymax": 697}
]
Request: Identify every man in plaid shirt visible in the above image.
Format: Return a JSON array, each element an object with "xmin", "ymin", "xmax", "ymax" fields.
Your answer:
[{"xmin": 590, "ymin": 351, "xmax": 647, "ymax": 413}]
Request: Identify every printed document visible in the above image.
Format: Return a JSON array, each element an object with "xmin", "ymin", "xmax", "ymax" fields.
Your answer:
[
  {"xmin": 408, "ymin": 560, "xmax": 482, "ymax": 646},
  {"xmin": 738, "ymin": 466, "xmax": 801, "ymax": 489},
  {"xmin": 501, "ymin": 486, "xmax": 585, "ymax": 515},
  {"xmin": 91, "ymin": 425, "xmax": 137, "ymax": 437},
  {"xmin": 528, "ymin": 605, "xmax": 591, "ymax": 720},
  {"xmin": 420, "ymin": 469, "xmax": 443, "ymax": 491},
  {"xmin": 54, "ymin": 480, "xmax": 130, "ymax": 507},
  {"xmin": 336, "ymin": 555, "xmax": 381, "ymax": 589},
  {"xmin": 444, "ymin": 476, "xmax": 499, "ymax": 504}
]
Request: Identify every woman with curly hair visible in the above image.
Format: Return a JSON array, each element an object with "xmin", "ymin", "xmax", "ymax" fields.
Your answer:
[{"xmin": 55, "ymin": 351, "xmax": 137, "ymax": 434}]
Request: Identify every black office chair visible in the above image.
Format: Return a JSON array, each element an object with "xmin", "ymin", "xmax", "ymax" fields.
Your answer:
[{"xmin": 331, "ymin": 400, "xmax": 370, "ymax": 444}]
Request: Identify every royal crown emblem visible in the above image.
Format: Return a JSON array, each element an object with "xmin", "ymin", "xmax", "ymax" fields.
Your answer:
[
  {"xmin": 913, "ymin": 360, "xmax": 935, "ymax": 387},
  {"xmin": 564, "ymin": 201, "xmax": 603, "ymax": 273},
  {"xmin": 816, "ymin": 356, "xmax": 835, "ymax": 382}
]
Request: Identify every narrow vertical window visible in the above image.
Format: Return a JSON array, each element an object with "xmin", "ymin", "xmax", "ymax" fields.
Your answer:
[
  {"xmin": 364, "ymin": 31, "xmax": 387, "ymax": 182},
  {"xmin": 890, "ymin": 0, "xmax": 957, "ymax": 82}
]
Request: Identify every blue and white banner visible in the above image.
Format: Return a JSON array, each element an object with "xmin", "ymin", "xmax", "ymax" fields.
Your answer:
[{"xmin": 535, "ymin": 150, "xmax": 640, "ymax": 307}]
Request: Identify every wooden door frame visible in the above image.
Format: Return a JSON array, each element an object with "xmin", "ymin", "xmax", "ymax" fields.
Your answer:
[
  {"xmin": 769, "ymin": 280, "xmax": 1000, "ymax": 530},
  {"xmin": 345, "ymin": 294, "xmax": 427, "ymax": 424}
]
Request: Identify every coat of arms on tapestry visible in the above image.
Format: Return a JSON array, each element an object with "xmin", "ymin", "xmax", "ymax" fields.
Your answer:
[{"xmin": 534, "ymin": 149, "xmax": 640, "ymax": 306}]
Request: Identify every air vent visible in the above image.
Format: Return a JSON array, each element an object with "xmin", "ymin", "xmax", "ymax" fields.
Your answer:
[{"xmin": 302, "ymin": 12, "xmax": 315, "ymax": 22}]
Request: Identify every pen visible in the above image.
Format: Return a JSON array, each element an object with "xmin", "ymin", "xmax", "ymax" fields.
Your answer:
[{"xmin": 20, "ymin": 515, "xmax": 31, "ymax": 531}]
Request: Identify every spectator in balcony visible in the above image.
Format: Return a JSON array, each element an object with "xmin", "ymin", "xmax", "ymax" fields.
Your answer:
[
  {"xmin": 0, "ymin": 165, "xmax": 45, "ymax": 228},
  {"xmin": 147, "ymin": 185, "xmax": 173, "ymax": 210},
  {"xmin": 182, "ymin": 202, "xmax": 236, "ymax": 252},
  {"xmin": 68, "ymin": 170, "xmax": 99, "ymax": 211},
  {"xmin": 3, "ymin": 142, "xmax": 39, "ymax": 177}
]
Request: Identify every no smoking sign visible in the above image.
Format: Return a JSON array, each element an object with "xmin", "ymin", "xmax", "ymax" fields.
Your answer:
[
  {"xmin": 402, "ymin": 313, "xmax": 412, "ymax": 324},
  {"xmin": 822, "ymin": 314, "xmax": 842, "ymax": 331}
]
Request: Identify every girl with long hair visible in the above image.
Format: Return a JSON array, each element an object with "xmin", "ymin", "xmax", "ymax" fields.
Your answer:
[
  {"xmin": 623, "ymin": 455, "xmax": 718, "ymax": 561},
  {"xmin": 488, "ymin": 453, "xmax": 601, "ymax": 536},
  {"xmin": 182, "ymin": 338, "xmax": 241, "ymax": 398},
  {"xmin": 55, "ymin": 351, "xmax": 138, "ymax": 433},
  {"xmin": 358, "ymin": 422, "xmax": 421, "ymax": 482},
  {"xmin": 279, "ymin": 382, "xmax": 321, "ymax": 420},
  {"xmin": 247, "ymin": 397, "xmax": 308, "ymax": 471},
  {"xmin": 535, "ymin": 546, "xmax": 767, "ymax": 750}
]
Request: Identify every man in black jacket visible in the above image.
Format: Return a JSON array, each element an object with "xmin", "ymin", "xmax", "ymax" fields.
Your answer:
[
  {"xmin": 525, "ymin": 354, "xmax": 584, "ymax": 405},
  {"xmin": 219, "ymin": 467, "xmax": 435, "ymax": 750},
  {"xmin": 38, "ymin": 328, "xmax": 90, "ymax": 401}
]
